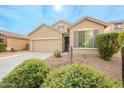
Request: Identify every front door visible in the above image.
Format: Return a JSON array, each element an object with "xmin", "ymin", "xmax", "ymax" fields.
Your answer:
[{"xmin": 64, "ymin": 36, "xmax": 69, "ymax": 52}]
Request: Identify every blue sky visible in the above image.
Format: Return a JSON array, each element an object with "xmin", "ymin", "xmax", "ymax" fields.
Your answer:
[{"xmin": 0, "ymin": 5, "xmax": 124, "ymax": 35}]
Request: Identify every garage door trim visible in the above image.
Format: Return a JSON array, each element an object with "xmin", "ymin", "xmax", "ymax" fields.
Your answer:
[{"xmin": 30, "ymin": 37, "xmax": 61, "ymax": 52}]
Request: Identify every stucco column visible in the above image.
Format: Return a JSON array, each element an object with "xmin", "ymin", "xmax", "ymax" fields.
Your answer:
[
  {"xmin": 57, "ymin": 38, "xmax": 60, "ymax": 50},
  {"xmin": 29, "ymin": 40, "xmax": 33, "ymax": 51}
]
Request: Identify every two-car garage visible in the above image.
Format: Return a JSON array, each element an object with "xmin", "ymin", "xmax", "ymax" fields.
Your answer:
[
  {"xmin": 28, "ymin": 24, "xmax": 62, "ymax": 52},
  {"xmin": 31, "ymin": 38, "xmax": 61, "ymax": 52}
]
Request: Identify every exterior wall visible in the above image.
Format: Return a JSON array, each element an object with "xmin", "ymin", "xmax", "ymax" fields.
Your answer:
[
  {"xmin": 52, "ymin": 21, "xmax": 70, "ymax": 52},
  {"xmin": 72, "ymin": 48, "xmax": 98, "ymax": 54},
  {"xmin": 29, "ymin": 26, "xmax": 62, "ymax": 52},
  {"xmin": 29, "ymin": 26, "xmax": 61, "ymax": 38},
  {"xmin": 104, "ymin": 23, "xmax": 124, "ymax": 33},
  {"xmin": 69, "ymin": 19, "xmax": 105, "ymax": 54},
  {"xmin": 62, "ymin": 34, "xmax": 65, "ymax": 52},
  {"xmin": 6, "ymin": 37, "xmax": 28, "ymax": 51},
  {"xmin": 52, "ymin": 22, "xmax": 70, "ymax": 33},
  {"xmin": 70, "ymin": 19, "xmax": 105, "ymax": 33},
  {"xmin": 104, "ymin": 26, "xmax": 111, "ymax": 33}
]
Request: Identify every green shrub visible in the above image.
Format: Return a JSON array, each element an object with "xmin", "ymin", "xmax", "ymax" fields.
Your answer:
[
  {"xmin": 42, "ymin": 63, "xmax": 122, "ymax": 88},
  {"xmin": 118, "ymin": 30, "xmax": 124, "ymax": 45},
  {"xmin": 96, "ymin": 32, "xmax": 121, "ymax": 61},
  {"xmin": 0, "ymin": 43, "xmax": 6, "ymax": 52},
  {"xmin": 54, "ymin": 49, "xmax": 61, "ymax": 58},
  {"xmin": 0, "ymin": 59, "xmax": 50, "ymax": 88}
]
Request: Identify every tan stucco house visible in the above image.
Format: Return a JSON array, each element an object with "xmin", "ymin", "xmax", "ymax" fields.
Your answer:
[
  {"xmin": 0, "ymin": 30, "xmax": 29, "ymax": 51},
  {"xmin": 28, "ymin": 16, "xmax": 123, "ymax": 54}
]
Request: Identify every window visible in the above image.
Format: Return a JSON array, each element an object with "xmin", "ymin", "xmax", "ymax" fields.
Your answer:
[
  {"xmin": 0, "ymin": 34, "xmax": 5, "ymax": 43},
  {"xmin": 78, "ymin": 31, "xmax": 85, "ymax": 47},
  {"xmin": 58, "ymin": 24, "xmax": 64, "ymax": 32},
  {"xmin": 114, "ymin": 23, "xmax": 122, "ymax": 30},
  {"xmin": 74, "ymin": 30, "xmax": 99, "ymax": 48}
]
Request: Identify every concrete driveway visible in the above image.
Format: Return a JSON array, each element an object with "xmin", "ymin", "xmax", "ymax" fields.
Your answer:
[{"xmin": 0, "ymin": 52, "xmax": 53, "ymax": 80}]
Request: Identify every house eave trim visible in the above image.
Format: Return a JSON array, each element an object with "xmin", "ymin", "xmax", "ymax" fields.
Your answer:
[{"xmin": 31, "ymin": 37, "xmax": 61, "ymax": 40}]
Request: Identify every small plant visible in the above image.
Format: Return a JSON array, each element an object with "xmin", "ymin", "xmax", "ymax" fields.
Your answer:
[
  {"xmin": 0, "ymin": 59, "xmax": 50, "ymax": 88},
  {"xmin": 54, "ymin": 49, "xmax": 61, "ymax": 58},
  {"xmin": 11, "ymin": 48, "xmax": 15, "ymax": 52},
  {"xmin": 42, "ymin": 63, "xmax": 122, "ymax": 88},
  {"xmin": 0, "ymin": 43, "xmax": 6, "ymax": 52},
  {"xmin": 96, "ymin": 32, "xmax": 121, "ymax": 61}
]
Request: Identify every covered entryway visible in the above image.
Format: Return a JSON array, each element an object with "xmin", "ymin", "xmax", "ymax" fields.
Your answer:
[{"xmin": 64, "ymin": 36, "xmax": 69, "ymax": 52}]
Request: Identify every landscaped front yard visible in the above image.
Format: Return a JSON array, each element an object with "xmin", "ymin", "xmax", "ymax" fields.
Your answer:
[
  {"xmin": 0, "ymin": 32, "xmax": 123, "ymax": 88},
  {"xmin": 46, "ymin": 53, "xmax": 122, "ymax": 80},
  {"xmin": 0, "ymin": 57, "xmax": 122, "ymax": 88}
]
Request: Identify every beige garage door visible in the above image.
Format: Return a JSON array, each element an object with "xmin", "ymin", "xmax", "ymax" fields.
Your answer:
[{"xmin": 33, "ymin": 39, "xmax": 58, "ymax": 52}]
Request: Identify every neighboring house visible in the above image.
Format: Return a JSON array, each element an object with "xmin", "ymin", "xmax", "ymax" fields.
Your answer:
[
  {"xmin": 0, "ymin": 30, "xmax": 29, "ymax": 51},
  {"xmin": 104, "ymin": 21, "xmax": 124, "ymax": 33},
  {"xmin": 28, "ymin": 16, "xmax": 122, "ymax": 54}
]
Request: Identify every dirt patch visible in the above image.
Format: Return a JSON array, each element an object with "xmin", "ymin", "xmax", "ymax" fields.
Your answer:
[{"xmin": 46, "ymin": 53, "xmax": 122, "ymax": 80}]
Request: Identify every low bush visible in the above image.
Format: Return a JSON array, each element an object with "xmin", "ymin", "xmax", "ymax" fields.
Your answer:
[
  {"xmin": 96, "ymin": 32, "xmax": 121, "ymax": 61},
  {"xmin": 0, "ymin": 59, "xmax": 50, "ymax": 88},
  {"xmin": 42, "ymin": 63, "xmax": 122, "ymax": 88},
  {"xmin": 54, "ymin": 49, "xmax": 61, "ymax": 58},
  {"xmin": 118, "ymin": 30, "xmax": 124, "ymax": 45},
  {"xmin": 0, "ymin": 43, "xmax": 6, "ymax": 52}
]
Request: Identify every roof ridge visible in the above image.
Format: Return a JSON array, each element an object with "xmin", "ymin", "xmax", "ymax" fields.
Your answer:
[
  {"xmin": 80, "ymin": 16, "xmax": 108, "ymax": 25},
  {"xmin": 68, "ymin": 16, "xmax": 108, "ymax": 29},
  {"xmin": 0, "ymin": 29, "xmax": 26, "ymax": 36},
  {"xmin": 0, "ymin": 30, "xmax": 29, "ymax": 39},
  {"xmin": 52, "ymin": 19, "xmax": 71, "ymax": 26},
  {"xmin": 28, "ymin": 23, "xmax": 62, "ymax": 36},
  {"xmin": 109, "ymin": 20, "xmax": 124, "ymax": 23}
]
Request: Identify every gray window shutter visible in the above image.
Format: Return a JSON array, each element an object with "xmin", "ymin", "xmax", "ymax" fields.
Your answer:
[
  {"xmin": 74, "ymin": 31, "xmax": 78, "ymax": 48},
  {"xmin": 93, "ymin": 30, "xmax": 99, "ymax": 48}
]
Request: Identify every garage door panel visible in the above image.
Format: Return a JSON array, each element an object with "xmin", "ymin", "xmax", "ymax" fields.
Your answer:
[{"xmin": 33, "ymin": 39, "xmax": 58, "ymax": 52}]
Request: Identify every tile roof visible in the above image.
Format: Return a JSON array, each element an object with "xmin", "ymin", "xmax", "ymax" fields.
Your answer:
[
  {"xmin": 68, "ymin": 16, "xmax": 108, "ymax": 29},
  {"xmin": 28, "ymin": 24, "xmax": 62, "ymax": 36},
  {"xmin": 0, "ymin": 30, "xmax": 29, "ymax": 39}
]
